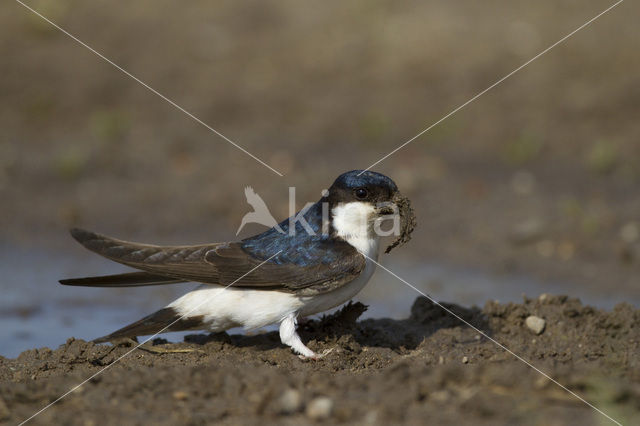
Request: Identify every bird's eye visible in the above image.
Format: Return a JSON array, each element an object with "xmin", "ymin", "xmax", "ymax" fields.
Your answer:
[{"xmin": 354, "ymin": 188, "xmax": 368, "ymax": 199}]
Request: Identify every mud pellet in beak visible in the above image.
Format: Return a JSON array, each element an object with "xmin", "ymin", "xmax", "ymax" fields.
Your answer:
[{"xmin": 385, "ymin": 193, "xmax": 417, "ymax": 254}]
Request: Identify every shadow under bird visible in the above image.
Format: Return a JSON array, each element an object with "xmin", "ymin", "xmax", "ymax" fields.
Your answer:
[{"xmin": 60, "ymin": 170, "xmax": 416, "ymax": 358}]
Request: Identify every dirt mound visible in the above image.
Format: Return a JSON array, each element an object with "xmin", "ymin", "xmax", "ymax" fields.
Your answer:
[{"xmin": 1, "ymin": 296, "xmax": 638, "ymax": 425}]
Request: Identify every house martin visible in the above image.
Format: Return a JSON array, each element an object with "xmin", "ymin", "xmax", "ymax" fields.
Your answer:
[{"xmin": 60, "ymin": 170, "xmax": 416, "ymax": 358}]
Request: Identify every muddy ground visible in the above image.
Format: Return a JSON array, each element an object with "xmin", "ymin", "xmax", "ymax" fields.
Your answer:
[{"xmin": 1, "ymin": 295, "xmax": 638, "ymax": 425}]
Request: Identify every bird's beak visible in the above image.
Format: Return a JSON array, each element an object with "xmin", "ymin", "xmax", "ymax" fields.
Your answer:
[{"xmin": 383, "ymin": 191, "xmax": 417, "ymax": 254}]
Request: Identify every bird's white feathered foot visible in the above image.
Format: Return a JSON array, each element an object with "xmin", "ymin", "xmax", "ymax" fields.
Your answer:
[{"xmin": 279, "ymin": 312, "xmax": 334, "ymax": 360}]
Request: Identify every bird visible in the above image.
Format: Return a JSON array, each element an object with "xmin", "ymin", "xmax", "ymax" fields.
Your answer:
[
  {"xmin": 60, "ymin": 170, "xmax": 416, "ymax": 359},
  {"xmin": 235, "ymin": 186, "xmax": 284, "ymax": 235}
]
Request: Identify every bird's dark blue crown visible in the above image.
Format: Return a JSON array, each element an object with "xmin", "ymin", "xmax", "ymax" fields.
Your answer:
[{"xmin": 331, "ymin": 170, "xmax": 398, "ymax": 192}]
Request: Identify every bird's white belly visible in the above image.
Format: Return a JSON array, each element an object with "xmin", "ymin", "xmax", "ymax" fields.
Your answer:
[
  {"xmin": 168, "ymin": 258, "xmax": 376, "ymax": 331},
  {"xmin": 169, "ymin": 286, "xmax": 305, "ymax": 331}
]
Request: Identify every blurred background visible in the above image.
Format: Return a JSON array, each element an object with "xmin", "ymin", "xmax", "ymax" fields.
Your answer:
[{"xmin": 1, "ymin": 0, "xmax": 638, "ymax": 357}]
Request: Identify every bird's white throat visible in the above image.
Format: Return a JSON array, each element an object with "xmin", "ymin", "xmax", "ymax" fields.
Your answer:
[{"xmin": 331, "ymin": 201, "xmax": 379, "ymax": 258}]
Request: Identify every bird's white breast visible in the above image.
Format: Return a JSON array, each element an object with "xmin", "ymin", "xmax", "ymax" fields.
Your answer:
[
  {"xmin": 330, "ymin": 201, "xmax": 378, "ymax": 255},
  {"xmin": 298, "ymin": 201, "xmax": 379, "ymax": 315}
]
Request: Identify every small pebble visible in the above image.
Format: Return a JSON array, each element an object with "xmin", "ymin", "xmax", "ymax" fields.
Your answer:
[
  {"xmin": 557, "ymin": 241, "xmax": 575, "ymax": 261},
  {"xmin": 462, "ymin": 356, "xmax": 469, "ymax": 364},
  {"xmin": 536, "ymin": 240, "xmax": 555, "ymax": 258},
  {"xmin": 306, "ymin": 397, "xmax": 333, "ymax": 420},
  {"xmin": 279, "ymin": 389, "xmax": 303, "ymax": 414},
  {"xmin": 620, "ymin": 222, "xmax": 639, "ymax": 243},
  {"xmin": 510, "ymin": 218, "xmax": 544, "ymax": 245},
  {"xmin": 534, "ymin": 376, "xmax": 550, "ymax": 389},
  {"xmin": 172, "ymin": 391, "xmax": 189, "ymax": 401},
  {"xmin": 363, "ymin": 410, "xmax": 379, "ymax": 424},
  {"xmin": 511, "ymin": 171, "xmax": 536, "ymax": 195},
  {"xmin": 430, "ymin": 390, "xmax": 450, "ymax": 402},
  {"xmin": 525, "ymin": 315, "xmax": 546, "ymax": 335}
]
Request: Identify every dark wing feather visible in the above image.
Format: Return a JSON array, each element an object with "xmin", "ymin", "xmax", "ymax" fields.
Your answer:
[
  {"xmin": 60, "ymin": 272, "xmax": 184, "ymax": 287},
  {"xmin": 67, "ymin": 228, "xmax": 365, "ymax": 295},
  {"xmin": 69, "ymin": 228, "xmax": 224, "ymax": 284}
]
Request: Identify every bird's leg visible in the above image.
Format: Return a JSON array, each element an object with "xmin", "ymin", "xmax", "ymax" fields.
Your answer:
[{"xmin": 279, "ymin": 312, "xmax": 317, "ymax": 359}]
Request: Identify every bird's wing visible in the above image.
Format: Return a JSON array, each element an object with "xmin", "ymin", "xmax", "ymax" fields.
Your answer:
[{"xmin": 65, "ymin": 228, "xmax": 365, "ymax": 295}]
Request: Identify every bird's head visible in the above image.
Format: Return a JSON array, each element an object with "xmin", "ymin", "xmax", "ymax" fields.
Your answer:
[{"xmin": 325, "ymin": 170, "xmax": 416, "ymax": 253}]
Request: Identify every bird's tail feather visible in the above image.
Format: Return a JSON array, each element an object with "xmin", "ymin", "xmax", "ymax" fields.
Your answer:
[
  {"xmin": 93, "ymin": 307, "xmax": 206, "ymax": 343},
  {"xmin": 59, "ymin": 271, "xmax": 185, "ymax": 287}
]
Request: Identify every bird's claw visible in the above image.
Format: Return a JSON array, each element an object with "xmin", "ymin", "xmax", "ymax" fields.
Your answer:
[{"xmin": 298, "ymin": 347, "xmax": 335, "ymax": 361}]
